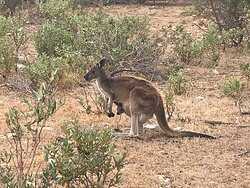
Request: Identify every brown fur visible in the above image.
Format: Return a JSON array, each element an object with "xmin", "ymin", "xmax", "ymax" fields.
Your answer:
[{"xmin": 84, "ymin": 59, "xmax": 215, "ymax": 138}]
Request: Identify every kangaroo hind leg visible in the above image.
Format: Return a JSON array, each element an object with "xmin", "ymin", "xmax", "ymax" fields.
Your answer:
[{"xmin": 129, "ymin": 113, "xmax": 139, "ymax": 137}]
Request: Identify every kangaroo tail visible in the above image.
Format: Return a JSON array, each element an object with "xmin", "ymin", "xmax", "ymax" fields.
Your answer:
[{"xmin": 155, "ymin": 97, "xmax": 215, "ymax": 139}]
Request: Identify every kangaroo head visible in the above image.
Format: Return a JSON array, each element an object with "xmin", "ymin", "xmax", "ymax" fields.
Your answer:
[{"xmin": 84, "ymin": 59, "xmax": 106, "ymax": 81}]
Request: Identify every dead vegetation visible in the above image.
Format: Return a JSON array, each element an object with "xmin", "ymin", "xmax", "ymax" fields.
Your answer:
[{"xmin": 0, "ymin": 2, "xmax": 249, "ymax": 188}]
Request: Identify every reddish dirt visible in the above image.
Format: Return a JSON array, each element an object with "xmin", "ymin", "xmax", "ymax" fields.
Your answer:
[{"xmin": 1, "ymin": 4, "xmax": 250, "ymax": 188}]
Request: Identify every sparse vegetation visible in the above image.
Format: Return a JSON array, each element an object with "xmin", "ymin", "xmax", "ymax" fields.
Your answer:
[
  {"xmin": 0, "ymin": 72, "xmax": 64, "ymax": 187},
  {"xmin": 222, "ymin": 77, "xmax": 246, "ymax": 113},
  {"xmin": 33, "ymin": 0, "xmax": 165, "ymax": 83},
  {"xmin": 26, "ymin": 55, "xmax": 70, "ymax": 85},
  {"xmin": 42, "ymin": 120, "xmax": 126, "ymax": 187},
  {"xmin": 168, "ymin": 68, "xmax": 189, "ymax": 96},
  {"xmin": 240, "ymin": 62, "xmax": 250, "ymax": 87},
  {"xmin": 164, "ymin": 64, "xmax": 189, "ymax": 121},
  {"xmin": 78, "ymin": 89, "xmax": 104, "ymax": 115},
  {"xmin": 193, "ymin": 0, "xmax": 250, "ymax": 46},
  {"xmin": 0, "ymin": 72, "xmax": 126, "ymax": 187},
  {"xmin": 168, "ymin": 25, "xmax": 243, "ymax": 67},
  {"xmin": 0, "ymin": 1, "xmax": 249, "ymax": 187},
  {"xmin": 0, "ymin": 15, "xmax": 28, "ymax": 75}
]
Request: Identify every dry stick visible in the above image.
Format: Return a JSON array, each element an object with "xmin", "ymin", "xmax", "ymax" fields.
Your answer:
[
  {"xmin": 203, "ymin": 119, "xmax": 234, "ymax": 125},
  {"xmin": 193, "ymin": 23, "xmax": 208, "ymax": 33},
  {"xmin": 13, "ymin": 137, "xmax": 21, "ymax": 176},
  {"xmin": 23, "ymin": 136, "xmax": 31, "ymax": 165},
  {"xmin": 93, "ymin": 88, "xmax": 103, "ymax": 113},
  {"xmin": 83, "ymin": 85, "xmax": 102, "ymax": 114},
  {"xmin": 25, "ymin": 118, "xmax": 47, "ymax": 177},
  {"xmin": 82, "ymin": 85, "xmax": 90, "ymax": 108},
  {"xmin": 239, "ymin": 149, "xmax": 250, "ymax": 156},
  {"xmin": 29, "ymin": 134, "xmax": 44, "ymax": 179},
  {"xmin": 6, "ymin": 138, "xmax": 19, "ymax": 175},
  {"xmin": 237, "ymin": 124, "xmax": 250, "ymax": 128},
  {"xmin": 18, "ymin": 137, "xmax": 24, "ymax": 175},
  {"xmin": 241, "ymin": 111, "xmax": 250, "ymax": 115},
  {"xmin": 34, "ymin": 162, "xmax": 43, "ymax": 187}
]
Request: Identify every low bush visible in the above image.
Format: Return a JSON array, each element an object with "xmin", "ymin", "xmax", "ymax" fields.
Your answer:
[
  {"xmin": 164, "ymin": 64, "xmax": 188, "ymax": 121},
  {"xmin": 222, "ymin": 77, "xmax": 245, "ymax": 112},
  {"xmin": 167, "ymin": 68, "xmax": 189, "ymax": 96},
  {"xmin": 0, "ymin": 73, "xmax": 64, "ymax": 187},
  {"xmin": 240, "ymin": 62, "xmax": 250, "ymax": 87},
  {"xmin": 192, "ymin": 0, "xmax": 250, "ymax": 46},
  {"xmin": 169, "ymin": 25, "xmax": 242, "ymax": 67},
  {"xmin": 33, "ymin": 21, "xmax": 74, "ymax": 57},
  {"xmin": 34, "ymin": 0, "xmax": 165, "ymax": 81},
  {"xmin": 0, "ymin": 15, "xmax": 28, "ymax": 75},
  {"xmin": 41, "ymin": 120, "xmax": 126, "ymax": 187},
  {"xmin": 26, "ymin": 55, "xmax": 70, "ymax": 85}
]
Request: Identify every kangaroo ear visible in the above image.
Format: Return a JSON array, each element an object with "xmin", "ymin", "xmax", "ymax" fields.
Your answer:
[{"xmin": 98, "ymin": 58, "xmax": 106, "ymax": 68}]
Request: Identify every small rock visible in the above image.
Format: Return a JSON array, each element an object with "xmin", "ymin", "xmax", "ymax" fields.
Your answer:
[
  {"xmin": 16, "ymin": 63, "xmax": 26, "ymax": 70},
  {"xmin": 43, "ymin": 126, "xmax": 54, "ymax": 131},
  {"xmin": 7, "ymin": 133, "xmax": 15, "ymax": 138},
  {"xmin": 144, "ymin": 123, "xmax": 156, "ymax": 129},
  {"xmin": 173, "ymin": 127, "xmax": 182, "ymax": 131},
  {"xmin": 157, "ymin": 174, "xmax": 171, "ymax": 186},
  {"xmin": 0, "ymin": 135, "xmax": 6, "ymax": 139},
  {"xmin": 212, "ymin": 69, "xmax": 219, "ymax": 75},
  {"xmin": 196, "ymin": 96, "xmax": 204, "ymax": 101}
]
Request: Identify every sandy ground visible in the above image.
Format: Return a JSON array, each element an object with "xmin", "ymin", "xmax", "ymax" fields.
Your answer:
[{"xmin": 0, "ymin": 4, "xmax": 250, "ymax": 188}]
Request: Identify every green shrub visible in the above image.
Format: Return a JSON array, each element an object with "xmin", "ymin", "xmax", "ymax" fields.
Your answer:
[
  {"xmin": 0, "ymin": 16, "xmax": 14, "ymax": 74},
  {"xmin": 240, "ymin": 62, "xmax": 250, "ymax": 87},
  {"xmin": 27, "ymin": 55, "xmax": 70, "ymax": 85},
  {"xmin": 222, "ymin": 77, "xmax": 245, "ymax": 112},
  {"xmin": 170, "ymin": 25, "xmax": 227, "ymax": 66},
  {"xmin": 168, "ymin": 69, "xmax": 189, "ymax": 95},
  {"xmin": 0, "ymin": 74, "xmax": 64, "ymax": 188},
  {"xmin": 0, "ymin": 35, "xmax": 14, "ymax": 74},
  {"xmin": 170, "ymin": 25, "xmax": 198, "ymax": 64},
  {"xmin": 36, "ymin": 0, "xmax": 73, "ymax": 19},
  {"xmin": 201, "ymin": 28, "xmax": 222, "ymax": 60},
  {"xmin": 164, "ymin": 65, "xmax": 188, "ymax": 121},
  {"xmin": 192, "ymin": 0, "xmax": 250, "ymax": 46},
  {"xmin": 34, "ymin": 21, "xmax": 75, "ymax": 57},
  {"xmin": 0, "ymin": 15, "xmax": 27, "ymax": 74},
  {"xmin": 41, "ymin": 120, "xmax": 126, "ymax": 187},
  {"xmin": 164, "ymin": 85, "xmax": 175, "ymax": 121},
  {"xmin": 33, "ymin": 0, "xmax": 164, "ymax": 80}
]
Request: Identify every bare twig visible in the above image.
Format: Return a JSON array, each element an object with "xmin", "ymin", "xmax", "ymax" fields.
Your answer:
[{"xmin": 203, "ymin": 119, "xmax": 234, "ymax": 125}]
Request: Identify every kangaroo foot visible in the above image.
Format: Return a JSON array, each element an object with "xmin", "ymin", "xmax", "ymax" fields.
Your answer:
[{"xmin": 129, "ymin": 131, "xmax": 139, "ymax": 137}]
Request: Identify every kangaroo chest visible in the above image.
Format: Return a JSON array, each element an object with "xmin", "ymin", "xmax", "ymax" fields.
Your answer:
[{"xmin": 96, "ymin": 80, "xmax": 111, "ymax": 98}]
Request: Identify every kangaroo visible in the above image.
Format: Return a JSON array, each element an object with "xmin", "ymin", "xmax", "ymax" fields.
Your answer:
[
  {"xmin": 84, "ymin": 59, "xmax": 124, "ymax": 117},
  {"xmin": 84, "ymin": 59, "xmax": 215, "ymax": 138}
]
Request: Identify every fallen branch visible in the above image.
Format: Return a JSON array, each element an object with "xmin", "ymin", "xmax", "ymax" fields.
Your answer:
[
  {"xmin": 203, "ymin": 119, "xmax": 234, "ymax": 125},
  {"xmin": 239, "ymin": 149, "xmax": 250, "ymax": 157},
  {"xmin": 241, "ymin": 111, "xmax": 250, "ymax": 115},
  {"xmin": 236, "ymin": 124, "xmax": 250, "ymax": 128}
]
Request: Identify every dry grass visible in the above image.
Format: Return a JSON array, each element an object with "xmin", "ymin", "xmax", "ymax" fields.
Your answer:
[{"xmin": 0, "ymin": 4, "xmax": 250, "ymax": 188}]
